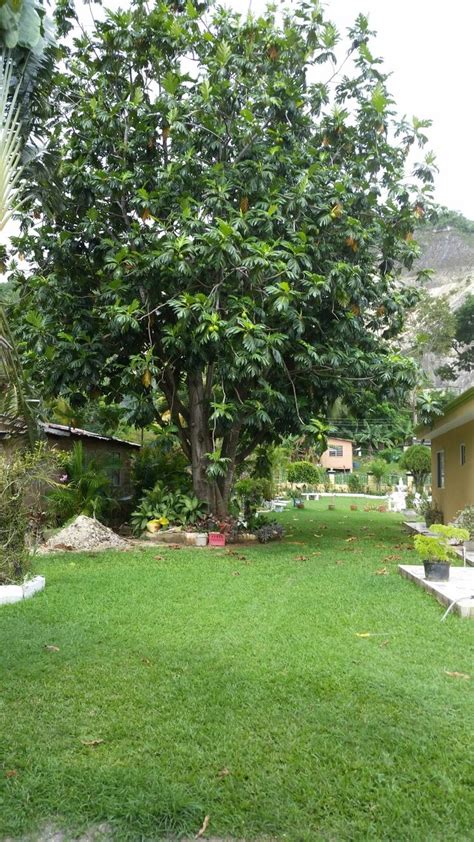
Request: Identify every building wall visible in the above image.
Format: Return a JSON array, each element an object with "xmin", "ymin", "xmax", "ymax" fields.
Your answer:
[
  {"xmin": 320, "ymin": 438, "xmax": 353, "ymax": 472},
  {"xmin": 431, "ymin": 420, "xmax": 474, "ymax": 522},
  {"xmin": 0, "ymin": 432, "xmax": 137, "ymax": 497},
  {"xmin": 46, "ymin": 436, "xmax": 137, "ymax": 496}
]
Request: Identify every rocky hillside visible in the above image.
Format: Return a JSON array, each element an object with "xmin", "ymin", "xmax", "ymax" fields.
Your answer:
[{"xmin": 406, "ymin": 225, "xmax": 474, "ymax": 392}]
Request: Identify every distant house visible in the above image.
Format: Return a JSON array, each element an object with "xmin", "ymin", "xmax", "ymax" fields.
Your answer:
[
  {"xmin": 320, "ymin": 437, "xmax": 353, "ymax": 473},
  {"xmin": 418, "ymin": 387, "xmax": 474, "ymax": 522},
  {"xmin": 0, "ymin": 421, "xmax": 140, "ymax": 497}
]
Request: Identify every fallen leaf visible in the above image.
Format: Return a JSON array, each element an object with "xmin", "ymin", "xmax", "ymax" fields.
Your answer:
[
  {"xmin": 231, "ymin": 571, "xmax": 240, "ymax": 576},
  {"xmin": 5, "ymin": 769, "xmax": 17, "ymax": 778},
  {"xmin": 287, "ymin": 541, "xmax": 305, "ymax": 545},
  {"xmin": 44, "ymin": 645, "xmax": 60, "ymax": 652},
  {"xmin": 237, "ymin": 555, "xmax": 247, "ymax": 561},
  {"xmin": 295, "ymin": 555, "xmax": 308, "ymax": 561},
  {"xmin": 153, "ymin": 555, "xmax": 164, "ymax": 561},
  {"xmin": 356, "ymin": 632, "xmax": 371, "ymax": 638},
  {"xmin": 196, "ymin": 814, "xmax": 210, "ymax": 838},
  {"xmin": 375, "ymin": 567, "xmax": 389, "ymax": 575},
  {"xmin": 335, "ymin": 560, "xmax": 344, "ymax": 565},
  {"xmin": 141, "ymin": 657, "xmax": 152, "ymax": 666},
  {"xmin": 81, "ymin": 739, "xmax": 105, "ymax": 747},
  {"xmin": 444, "ymin": 671, "xmax": 470, "ymax": 680},
  {"xmin": 379, "ymin": 640, "xmax": 390, "ymax": 648},
  {"xmin": 345, "ymin": 536, "xmax": 357, "ymax": 543},
  {"xmin": 217, "ymin": 767, "xmax": 230, "ymax": 778},
  {"xmin": 384, "ymin": 555, "xmax": 401, "ymax": 562}
]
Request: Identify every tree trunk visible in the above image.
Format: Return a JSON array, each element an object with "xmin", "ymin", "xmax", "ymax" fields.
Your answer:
[
  {"xmin": 187, "ymin": 369, "xmax": 229, "ymax": 517},
  {"xmin": 187, "ymin": 371, "xmax": 242, "ymax": 518}
]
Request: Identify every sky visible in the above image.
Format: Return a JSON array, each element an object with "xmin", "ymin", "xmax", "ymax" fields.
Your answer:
[
  {"xmin": 78, "ymin": 0, "xmax": 474, "ymax": 218},
  {"xmin": 225, "ymin": 0, "xmax": 474, "ymax": 219}
]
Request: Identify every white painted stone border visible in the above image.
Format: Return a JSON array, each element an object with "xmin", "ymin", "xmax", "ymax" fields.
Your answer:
[{"xmin": 0, "ymin": 575, "xmax": 45, "ymax": 606}]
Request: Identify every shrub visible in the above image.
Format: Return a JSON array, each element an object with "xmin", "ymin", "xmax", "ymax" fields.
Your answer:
[
  {"xmin": 453, "ymin": 506, "xmax": 474, "ymax": 538},
  {"xmin": 131, "ymin": 444, "xmax": 191, "ymax": 498},
  {"xmin": 287, "ymin": 461, "xmax": 323, "ymax": 484},
  {"xmin": 234, "ymin": 477, "xmax": 273, "ymax": 518},
  {"xmin": 399, "ymin": 445, "xmax": 431, "ymax": 492},
  {"xmin": 130, "ymin": 482, "xmax": 206, "ymax": 535},
  {"xmin": 430, "ymin": 524, "xmax": 469, "ymax": 544},
  {"xmin": 414, "ymin": 525, "xmax": 469, "ymax": 562},
  {"xmin": 0, "ymin": 443, "xmax": 58, "ymax": 583},
  {"xmin": 418, "ymin": 496, "xmax": 444, "ymax": 527},
  {"xmin": 366, "ymin": 459, "xmax": 388, "ymax": 489},
  {"xmin": 347, "ymin": 473, "xmax": 363, "ymax": 493},
  {"xmin": 256, "ymin": 521, "xmax": 285, "ymax": 543},
  {"xmin": 47, "ymin": 442, "xmax": 114, "ymax": 525}
]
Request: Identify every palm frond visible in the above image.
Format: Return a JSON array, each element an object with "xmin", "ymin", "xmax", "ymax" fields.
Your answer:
[{"xmin": 0, "ymin": 51, "xmax": 24, "ymax": 230}]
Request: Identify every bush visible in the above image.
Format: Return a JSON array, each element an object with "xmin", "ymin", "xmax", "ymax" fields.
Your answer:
[
  {"xmin": 256, "ymin": 521, "xmax": 285, "ymax": 543},
  {"xmin": 347, "ymin": 473, "xmax": 362, "ymax": 493},
  {"xmin": 234, "ymin": 477, "xmax": 273, "ymax": 518},
  {"xmin": 0, "ymin": 443, "xmax": 58, "ymax": 583},
  {"xmin": 287, "ymin": 461, "xmax": 323, "ymax": 484},
  {"xmin": 453, "ymin": 506, "xmax": 474, "ymax": 538},
  {"xmin": 130, "ymin": 482, "xmax": 206, "ymax": 535},
  {"xmin": 366, "ymin": 459, "xmax": 388, "ymax": 488},
  {"xmin": 419, "ymin": 497, "xmax": 444, "ymax": 527},
  {"xmin": 399, "ymin": 445, "xmax": 431, "ymax": 492},
  {"xmin": 131, "ymin": 444, "xmax": 191, "ymax": 498},
  {"xmin": 47, "ymin": 442, "xmax": 114, "ymax": 525}
]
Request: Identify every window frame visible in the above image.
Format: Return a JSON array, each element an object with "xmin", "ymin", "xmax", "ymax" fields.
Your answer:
[
  {"xmin": 436, "ymin": 450, "xmax": 445, "ymax": 489},
  {"xmin": 460, "ymin": 443, "xmax": 466, "ymax": 466},
  {"xmin": 328, "ymin": 444, "xmax": 344, "ymax": 458}
]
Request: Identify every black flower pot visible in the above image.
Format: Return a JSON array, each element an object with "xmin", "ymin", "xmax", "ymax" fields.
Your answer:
[{"xmin": 423, "ymin": 561, "xmax": 450, "ymax": 582}]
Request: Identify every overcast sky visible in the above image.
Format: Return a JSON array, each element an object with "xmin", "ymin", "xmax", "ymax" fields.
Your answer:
[{"xmin": 229, "ymin": 0, "xmax": 474, "ymax": 218}]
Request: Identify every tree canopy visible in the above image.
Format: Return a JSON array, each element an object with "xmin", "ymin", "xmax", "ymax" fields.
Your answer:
[
  {"xmin": 11, "ymin": 0, "xmax": 435, "ymax": 513},
  {"xmin": 399, "ymin": 444, "xmax": 431, "ymax": 492}
]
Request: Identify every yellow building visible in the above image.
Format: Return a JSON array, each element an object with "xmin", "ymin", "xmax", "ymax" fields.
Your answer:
[{"xmin": 419, "ymin": 387, "xmax": 474, "ymax": 523}]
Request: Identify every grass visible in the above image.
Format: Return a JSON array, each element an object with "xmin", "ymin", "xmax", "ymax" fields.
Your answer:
[{"xmin": 0, "ymin": 498, "xmax": 472, "ymax": 841}]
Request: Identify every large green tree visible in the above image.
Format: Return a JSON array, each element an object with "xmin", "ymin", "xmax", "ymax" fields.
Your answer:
[{"xmin": 12, "ymin": 0, "xmax": 434, "ymax": 514}]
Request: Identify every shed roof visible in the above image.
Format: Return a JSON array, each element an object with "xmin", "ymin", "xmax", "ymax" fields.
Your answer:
[{"xmin": 41, "ymin": 422, "xmax": 141, "ymax": 449}]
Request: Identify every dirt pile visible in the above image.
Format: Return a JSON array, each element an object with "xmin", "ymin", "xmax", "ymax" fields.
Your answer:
[{"xmin": 40, "ymin": 515, "xmax": 129, "ymax": 553}]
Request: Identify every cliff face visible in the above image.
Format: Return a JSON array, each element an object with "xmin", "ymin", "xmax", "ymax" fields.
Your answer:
[{"xmin": 406, "ymin": 227, "xmax": 474, "ymax": 391}]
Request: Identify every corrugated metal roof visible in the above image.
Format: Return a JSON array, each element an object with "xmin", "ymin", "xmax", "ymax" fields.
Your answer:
[{"xmin": 40, "ymin": 422, "xmax": 141, "ymax": 448}]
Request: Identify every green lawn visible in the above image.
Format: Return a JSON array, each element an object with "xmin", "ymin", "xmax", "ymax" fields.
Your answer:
[{"xmin": 1, "ymin": 499, "xmax": 472, "ymax": 841}]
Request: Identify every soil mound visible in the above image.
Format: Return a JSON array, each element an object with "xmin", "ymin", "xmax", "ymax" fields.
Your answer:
[{"xmin": 40, "ymin": 515, "xmax": 129, "ymax": 553}]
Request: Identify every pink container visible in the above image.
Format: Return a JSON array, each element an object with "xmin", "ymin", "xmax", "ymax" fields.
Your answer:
[{"xmin": 208, "ymin": 532, "xmax": 226, "ymax": 547}]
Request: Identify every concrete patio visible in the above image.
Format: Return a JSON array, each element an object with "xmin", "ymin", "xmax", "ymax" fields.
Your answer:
[{"xmin": 399, "ymin": 565, "xmax": 474, "ymax": 618}]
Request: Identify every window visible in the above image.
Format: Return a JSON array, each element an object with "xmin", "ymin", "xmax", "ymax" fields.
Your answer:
[
  {"xmin": 436, "ymin": 451, "xmax": 445, "ymax": 489},
  {"xmin": 110, "ymin": 452, "xmax": 122, "ymax": 487},
  {"xmin": 460, "ymin": 444, "xmax": 466, "ymax": 466},
  {"xmin": 329, "ymin": 445, "xmax": 343, "ymax": 458}
]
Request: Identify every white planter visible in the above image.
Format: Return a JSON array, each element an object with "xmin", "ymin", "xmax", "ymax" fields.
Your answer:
[
  {"xmin": 0, "ymin": 575, "xmax": 45, "ymax": 606},
  {"xmin": 194, "ymin": 533, "xmax": 208, "ymax": 547}
]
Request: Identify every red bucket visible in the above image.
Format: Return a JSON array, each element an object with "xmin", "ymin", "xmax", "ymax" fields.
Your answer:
[{"xmin": 208, "ymin": 532, "xmax": 226, "ymax": 547}]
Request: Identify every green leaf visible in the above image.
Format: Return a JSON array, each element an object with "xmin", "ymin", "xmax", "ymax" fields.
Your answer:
[
  {"xmin": 371, "ymin": 83, "xmax": 387, "ymax": 115},
  {"xmin": 163, "ymin": 72, "xmax": 181, "ymax": 96},
  {"xmin": 216, "ymin": 40, "xmax": 232, "ymax": 67}
]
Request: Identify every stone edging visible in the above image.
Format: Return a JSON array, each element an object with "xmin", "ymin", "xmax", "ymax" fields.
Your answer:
[{"xmin": 0, "ymin": 575, "xmax": 45, "ymax": 606}]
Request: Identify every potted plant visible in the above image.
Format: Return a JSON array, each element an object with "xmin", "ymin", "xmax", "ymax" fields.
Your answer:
[{"xmin": 414, "ymin": 524, "xmax": 469, "ymax": 581}]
